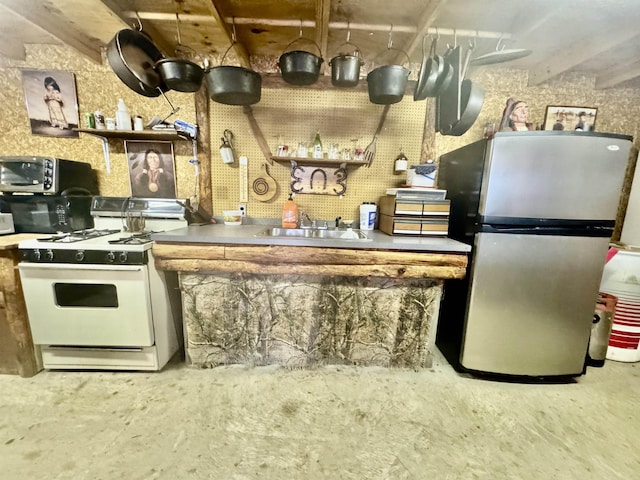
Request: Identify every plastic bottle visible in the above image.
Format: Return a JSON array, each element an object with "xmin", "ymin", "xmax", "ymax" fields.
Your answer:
[
  {"xmin": 359, "ymin": 202, "xmax": 377, "ymax": 231},
  {"xmin": 282, "ymin": 193, "xmax": 299, "ymax": 229},
  {"xmin": 115, "ymin": 98, "xmax": 132, "ymax": 130},
  {"xmin": 312, "ymin": 131, "xmax": 323, "ymax": 159},
  {"xmin": 94, "ymin": 110, "xmax": 105, "ymax": 129}
]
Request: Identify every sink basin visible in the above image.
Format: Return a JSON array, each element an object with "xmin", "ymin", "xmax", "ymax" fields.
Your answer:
[{"xmin": 255, "ymin": 227, "xmax": 371, "ymax": 240}]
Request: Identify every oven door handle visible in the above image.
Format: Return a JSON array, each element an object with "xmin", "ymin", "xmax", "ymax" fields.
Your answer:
[
  {"xmin": 45, "ymin": 346, "xmax": 144, "ymax": 352},
  {"xmin": 18, "ymin": 263, "xmax": 144, "ymax": 272}
]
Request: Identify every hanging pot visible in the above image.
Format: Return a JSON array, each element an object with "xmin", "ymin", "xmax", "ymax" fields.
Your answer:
[
  {"xmin": 155, "ymin": 58, "xmax": 204, "ymax": 92},
  {"xmin": 205, "ymin": 45, "xmax": 262, "ymax": 105},
  {"xmin": 154, "ymin": 14, "xmax": 204, "ymax": 93},
  {"xmin": 279, "ymin": 37, "xmax": 324, "ymax": 86},
  {"xmin": 107, "ymin": 28, "xmax": 166, "ymax": 97},
  {"xmin": 329, "ymin": 43, "xmax": 363, "ymax": 88},
  {"xmin": 367, "ymin": 47, "xmax": 411, "ymax": 105}
]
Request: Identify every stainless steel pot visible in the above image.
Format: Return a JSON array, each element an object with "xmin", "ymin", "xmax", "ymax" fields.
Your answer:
[{"xmin": 329, "ymin": 42, "xmax": 363, "ymax": 88}]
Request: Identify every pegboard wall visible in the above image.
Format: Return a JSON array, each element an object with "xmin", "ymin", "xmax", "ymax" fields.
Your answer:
[{"xmin": 209, "ymin": 87, "xmax": 427, "ymax": 222}]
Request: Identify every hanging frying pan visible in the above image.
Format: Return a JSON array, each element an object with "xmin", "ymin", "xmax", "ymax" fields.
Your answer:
[
  {"xmin": 107, "ymin": 28, "xmax": 166, "ymax": 97},
  {"xmin": 251, "ymin": 163, "xmax": 278, "ymax": 202},
  {"xmin": 414, "ymin": 36, "xmax": 441, "ymax": 101},
  {"xmin": 470, "ymin": 38, "xmax": 531, "ymax": 66}
]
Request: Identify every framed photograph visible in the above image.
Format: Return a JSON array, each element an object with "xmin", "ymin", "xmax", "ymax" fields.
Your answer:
[
  {"xmin": 125, "ymin": 141, "xmax": 177, "ymax": 199},
  {"xmin": 543, "ymin": 106, "xmax": 597, "ymax": 132},
  {"xmin": 21, "ymin": 69, "xmax": 79, "ymax": 138}
]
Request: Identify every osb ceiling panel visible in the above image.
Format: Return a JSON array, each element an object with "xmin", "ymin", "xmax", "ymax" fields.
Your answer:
[{"xmin": 1, "ymin": 0, "xmax": 640, "ymax": 88}]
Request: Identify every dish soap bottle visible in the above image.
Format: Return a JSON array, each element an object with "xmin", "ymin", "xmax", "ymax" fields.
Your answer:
[
  {"xmin": 282, "ymin": 193, "xmax": 299, "ymax": 229},
  {"xmin": 312, "ymin": 131, "xmax": 323, "ymax": 159}
]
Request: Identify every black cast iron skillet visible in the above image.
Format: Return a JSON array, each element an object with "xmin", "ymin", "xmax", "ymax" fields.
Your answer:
[{"xmin": 107, "ymin": 28, "xmax": 166, "ymax": 97}]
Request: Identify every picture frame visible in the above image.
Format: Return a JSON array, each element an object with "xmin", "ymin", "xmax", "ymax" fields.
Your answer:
[
  {"xmin": 543, "ymin": 106, "xmax": 597, "ymax": 132},
  {"xmin": 21, "ymin": 69, "xmax": 79, "ymax": 138},
  {"xmin": 125, "ymin": 141, "xmax": 177, "ymax": 199}
]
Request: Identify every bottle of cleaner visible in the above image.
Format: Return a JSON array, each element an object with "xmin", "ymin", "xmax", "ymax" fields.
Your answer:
[
  {"xmin": 282, "ymin": 193, "xmax": 299, "ymax": 228},
  {"xmin": 116, "ymin": 98, "xmax": 132, "ymax": 130},
  {"xmin": 359, "ymin": 202, "xmax": 377, "ymax": 230}
]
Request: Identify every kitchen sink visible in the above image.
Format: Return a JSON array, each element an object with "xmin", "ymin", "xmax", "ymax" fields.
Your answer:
[{"xmin": 255, "ymin": 227, "xmax": 371, "ymax": 241}]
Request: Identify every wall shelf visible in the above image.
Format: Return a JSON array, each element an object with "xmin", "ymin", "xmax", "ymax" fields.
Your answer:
[
  {"xmin": 271, "ymin": 156, "xmax": 368, "ymax": 167},
  {"xmin": 74, "ymin": 128, "xmax": 189, "ymax": 141},
  {"xmin": 74, "ymin": 128, "xmax": 192, "ymax": 174}
]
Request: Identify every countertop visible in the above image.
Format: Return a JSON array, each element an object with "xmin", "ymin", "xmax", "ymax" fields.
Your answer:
[
  {"xmin": 0, "ymin": 233, "xmax": 41, "ymax": 251},
  {"xmin": 151, "ymin": 223, "xmax": 471, "ymax": 253}
]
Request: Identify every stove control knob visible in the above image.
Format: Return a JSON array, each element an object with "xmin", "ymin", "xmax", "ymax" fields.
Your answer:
[
  {"xmin": 106, "ymin": 251, "xmax": 116, "ymax": 263},
  {"xmin": 45, "ymin": 249, "xmax": 54, "ymax": 261},
  {"xmin": 33, "ymin": 249, "xmax": 41, "ymax": 261},
  {"xmin": 118, "ymin": 251, "xmax": 128, "ymax": 263},
  {"xmin": 75, "ymin": 250, "xmax": 85, "ymax": 262}
]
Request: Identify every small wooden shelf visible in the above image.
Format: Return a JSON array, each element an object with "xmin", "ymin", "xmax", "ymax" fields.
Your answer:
[
  {"xmin": 271, "ymin": 156, "xmax": 368, "ymax": 167},
  {"xmin": 74, "ymin": 128, "xmax": 189, "ymax": 141}
]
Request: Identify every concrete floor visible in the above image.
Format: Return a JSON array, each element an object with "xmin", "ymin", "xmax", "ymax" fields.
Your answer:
[{"xmin": 0, "ymin": 350, "xmax": 638, "ymax": 480}]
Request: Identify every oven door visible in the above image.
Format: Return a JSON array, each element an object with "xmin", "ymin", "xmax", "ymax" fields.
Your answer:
[{"xmin": 18, "ymin": 262, "xmax": 154, "ymax": 347}]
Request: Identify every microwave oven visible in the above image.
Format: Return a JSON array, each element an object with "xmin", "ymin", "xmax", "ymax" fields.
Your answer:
[
  {"xmin": 0, "ymin": 156, "xmax": 98, "ymax": 194},
  {"xmin": 0, "ymin": 194, "xmax": 94, "ymax": 233}
]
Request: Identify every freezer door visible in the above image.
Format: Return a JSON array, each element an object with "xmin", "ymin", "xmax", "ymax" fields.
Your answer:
[
  {"xmin": 461, "ymin": 232, "xmax": 610, "ymax": 376},
  {"xmin": 481, "ymin": 133, "xmax": 631, "ymax": 222}
]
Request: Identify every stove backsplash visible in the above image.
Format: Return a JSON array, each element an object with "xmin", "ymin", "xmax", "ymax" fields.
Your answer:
[{"xmin": 0, "ymin": 194, "xmax": 94, "ymax": 233}]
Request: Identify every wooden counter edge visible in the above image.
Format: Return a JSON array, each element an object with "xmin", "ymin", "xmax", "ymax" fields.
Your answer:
[{"xmin": 153, "ymin": 242, "xmax": 468, "ymax": 279}]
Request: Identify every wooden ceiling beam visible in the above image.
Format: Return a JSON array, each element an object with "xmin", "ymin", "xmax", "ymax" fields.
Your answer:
[
  {"xmin": 99, "ymin": 0, "xmax": 173, "ymax": 55},
  {"xmin": 202, "ymin": 0, "xmax": 250, "ymax": 68},
  {"xmin": 0, "ymin": 34, "xmax": 25, "ymax": 60},
  {"xmin": 528, "ymin": 22, "xmax": 640, "ymax": 86},
  {"xmin": 395, "ymin": 0, "xmax": 449, "ymax": 63},
  {"xmin": 316, "ymin": 0, "xmax": 331, "ymax": 74},
  {"xmin": 0, "ymin": 0, "xmax": 102, "ymax": 64},
  {"xmin": 595, "ymin": 59, "xmax": 640, "ymax": 89}
]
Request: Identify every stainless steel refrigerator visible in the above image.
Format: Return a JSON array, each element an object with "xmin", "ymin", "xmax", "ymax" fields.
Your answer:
[{"xmin": 436, "ymin": 131, "xmax": 632, "ymax": 377}]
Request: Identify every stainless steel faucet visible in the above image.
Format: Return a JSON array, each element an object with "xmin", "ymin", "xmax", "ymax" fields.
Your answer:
[{"xmin": 299, "ymin": 211, "xmax": 314, "ymax": 228}]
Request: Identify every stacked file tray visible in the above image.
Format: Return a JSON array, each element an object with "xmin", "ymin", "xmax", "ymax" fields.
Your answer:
[{"xmin": 378, "ymin": 188, "xmax": 449, "ymax": 236}]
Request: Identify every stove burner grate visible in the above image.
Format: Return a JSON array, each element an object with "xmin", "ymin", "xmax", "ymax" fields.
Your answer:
[
  {"xmin": 36, "ymin": 229, "xmax": 121, "ymax": 243},
  {"xmin": 107, "ymin": 231, "xmax": 159, "ymax": 245}
]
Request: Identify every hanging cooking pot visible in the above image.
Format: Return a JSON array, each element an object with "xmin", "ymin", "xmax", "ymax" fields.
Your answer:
[
  {"xmin": 329, "ymin": 25, "xmax": 363, "ymax": 88},
  {"xmin": 367, "ymin": 48, "xmax": 411, "ymax": 105},
  {"xmin": 329, "ymin": 43, "xmax": 363, "ymax": 88},
  {"xmin": 278, "ymin": 35, "xmax": 324, "ymax": 86},
  {"xmin": 107, "ymin": 27, "xmax": 166, "ymax": 97},
  {"xmin": 154, "ymin": 14, "xmax": 204, "ymax": 93},
  {"xmin": 156, "ymin": 58, "xmax": 204, "ymax": 92},
  {"xmin": 205, "ymin": 44, "xmax": 262, "ymax": 105}
]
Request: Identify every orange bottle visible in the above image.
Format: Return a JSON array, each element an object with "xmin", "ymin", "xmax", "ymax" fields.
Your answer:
[{"xmin": 282, "ymin": 193, "xmax": 298, "ymax": 228}]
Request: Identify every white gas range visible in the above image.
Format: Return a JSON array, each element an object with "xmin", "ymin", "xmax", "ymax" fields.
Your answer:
[{"xmin": 18, "ymin": 197, "xmax": 187, "ymax": 371}]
